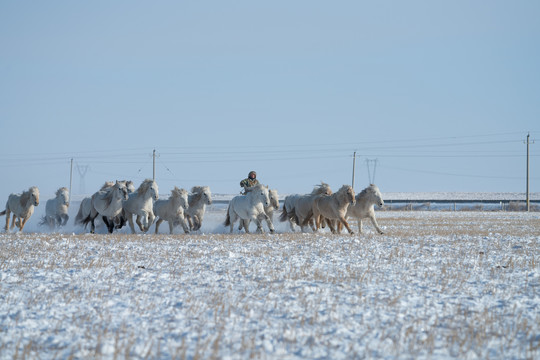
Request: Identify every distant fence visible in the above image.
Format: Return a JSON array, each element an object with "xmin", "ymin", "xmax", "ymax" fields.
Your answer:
[{"xmin": 209, "ymin": 199, "xmax": 540, "ymax": 212}]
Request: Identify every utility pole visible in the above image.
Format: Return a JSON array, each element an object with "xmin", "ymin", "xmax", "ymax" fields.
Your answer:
[
  {"xmin": 366, "ymin": 159, "xmax": 378, "ymax": 184},
  {"xmin": 153, "ymin": 149, "xmax": 158, "ymax": 181},
  {"xmin": 351, "ymin": 151, "xmax": 356, "ymax": 190},
  {"xmin": 525, "ymin": 133, "xmax": 534, "ymax": 212},
  {"xmin": 69, "ymin": 158, "xmax": 73, "ymax": 206}
]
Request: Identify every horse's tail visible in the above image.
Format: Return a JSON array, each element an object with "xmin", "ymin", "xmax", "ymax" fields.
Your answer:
[
  {"xmin": 224, "ymin": 204, "xmax": 231, "ymax": 226},
  {"xmin": 38, "ymin": 215, "xmax": 48, "ymax": 226},
  {"xmin": 0, "ymin": 209, "xmax": 5, "ymax": 217},
  {"xmin": 278, "ymin": 207, "xmax": 290, "ymax": 222}
]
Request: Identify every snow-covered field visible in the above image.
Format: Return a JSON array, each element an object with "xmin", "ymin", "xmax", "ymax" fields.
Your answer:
[{"xmin": 1, "ymin": 210, "xmax": 539, "ymax": 359}]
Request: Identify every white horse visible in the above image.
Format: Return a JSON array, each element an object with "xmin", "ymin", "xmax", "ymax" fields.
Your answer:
[
  {"xmin": 239, "ymin": 188, "xmax": 279, "ymax": 233},
  {"xmin": 1, "ymin": 186, "xmax": 40, "ymax": 232},
  {"xmin": 123, "ymin": 179, "xmax": 159, "ymax": 233},
  {"xmin": 224, "ymin": 184, "xmax": 273, "ymax": 234},
  {"xmin": 75, "ymin": 180, "xmax": 135, "ymax": 229},
  {"xmin": 154, "ymin": 187, "xmax": 189, "ymax": 234},
  {"xmin": 279, "ymin": 182, "xmax": 332, "ymax": 232},
  {"xmin": 40, "ymin": 187, "xmax": 69, "ymax": 229},
  {"xmin": 83, "ymin": 181, "xmax": 129, "ymax": 233},
  {"xmin": 342, "ymin": 184, "xmax": 385, "ymax": 234},
  {"xmin": 311, "ymin": 185, "xmax": 356, "ymax": 234},
  {"xmin": 185, "ymin": 186, "xmax": 212, "ymax": 231}
]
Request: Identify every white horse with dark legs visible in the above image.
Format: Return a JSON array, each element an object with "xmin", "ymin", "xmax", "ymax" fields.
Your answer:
[
  {"xmin": 185, "ymin": 186, "xmax": 212, "ymax": 231},
  {"xmin": 75, "ymin": 180, "xmax": 135, "ymax": 229},
  {"xmin": 40, "ymin": 187, "xmax": 69, "ymax": 229},
  {"xmin": 154, "ymin": 187, "xmax": 189, "ymax": 234},
  {"xmin": 1, "ymin": 186, "xmax": 40, "ymax": 232},
  {"xmin": 224, "ymin": 184, "xmax": 274, "ymax": 234},
  {"xmin": 239, "ymin": 188, "xmax": 278, "ymax": 233},
  {"xmin": 341, "ymin": 184, "xmax": 385, "ymax": 234},
  {"xmin": 123, "ymin": 179, "xmax": 159, "ymax": 233},
  {"xmin": 311, "ymin": 185, "xmax": 356, "ymax": 234},
  {"xmin": 279, "ymin": 182, "xmax": 332, "ymax": 232},
  {"xmin": 83, "ymin": 181, "xmax": 129, "ymax": 233}
]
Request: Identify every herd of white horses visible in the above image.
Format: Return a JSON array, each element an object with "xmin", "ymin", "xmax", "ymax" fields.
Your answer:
[{"xmin": 0, "ymin": 180, "xmax": 385, "ymax": 235}]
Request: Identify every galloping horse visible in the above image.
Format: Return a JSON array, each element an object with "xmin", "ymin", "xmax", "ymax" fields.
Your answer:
[
  {"xmin": 311, "ymin": 185, "xmax": 356, "ymax": 234},
  {"xmin": 75, "ymin": 180, "xmax": 134, "ymax": 229},
  {"xmin": 40, "ymin": 187, "xmax": 69, "ymax": 229},
  {"xmin": 239, "ymin": 187, "xmax": 279, "ymax": 233},
  {"xmin": 279, "ymin": 182, "xmax": 332, "ymax": 232},
  {"xmin": 154, "ymin": 187, "xmax": 189, "ymax": 234},
  {"xmin": 225, "ymin": 184, "xmax": 273, "ymax": 234},
  {"xmin": 123, "ymin": 179, "xmax": 159, "ymax": 233},
  {"xmin": 83, "ymin": 181, "xmax": 129, "ymax": 233},
  {"xmin": 1, "ymin": 186, "xmax": 40, "ymax": 232},
  {"xmin": 342, "ymin": 184, "xmax": 385, "ymax": 234},
  {"xmin": 185, "ymin": 186, "xmax": 212, "ymax": 231}
]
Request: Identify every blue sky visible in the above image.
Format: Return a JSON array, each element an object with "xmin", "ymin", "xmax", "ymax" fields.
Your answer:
[{"xmin": 1, "ymin": 1, "xmax": 539, "ymax": 203}]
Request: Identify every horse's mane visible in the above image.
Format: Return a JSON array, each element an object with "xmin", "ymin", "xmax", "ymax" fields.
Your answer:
[
  {"xmin": 20, "ymin": 186, "xmax": 39, "ymax": 207},
  {"xmin": 171, "ymin": 186, "xmax": 187, "ymax": 199},
  {"xmin": 336, "ymin": 185, "xmax": 354, "ymax": 203},
  {"xmin": 190, "ymin": 186, "xmax": 209, "ymax": 203},
  {"xmin": 136, "ymin": 179, "xmax": 155, "ymax": 197},
  {"xmin": 56, "ymin": 187, "xmax": 68, "ymax": 197},
  {"xmin": 311, "ymin": 182, "xmax": 332, "ymax": 195},
  {"xmin": 100, "ymin": 181, "xmax": 114, "ymax": 190},
  {"xmin": 356, "ymin": 184, "xmax": 377, "ymax": 199}
]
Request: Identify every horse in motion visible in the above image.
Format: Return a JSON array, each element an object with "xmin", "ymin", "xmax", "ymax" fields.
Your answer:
[
  {"xmin": 311, "ymin": 185, "xmax": 356, "ymax": 234},
  {"xmin": 123, "ymin": 179, "xmax": 159, "ymax": 233},
  {"xmin": 185, "ymin": 186, "xmax": 212, "ymax": 231},
  {"xmin": 154, "ymin": 187, "xmax": 189, "ymax": 234},
  {"xmin": 224, "ymin": 184, "xmax": 273, "ymax": 234},
  {"xmin": 1, "ymin": 186, "xmax": 40, "ymax": 232},
  {"xmin": 239, "ymin": 187, "xmax": 279, "ymax": 233},
  {"xmin": 40, "ymin": 187, "xmax": 70, "ymax": 229},
  {"xmin": 75, "ymin": 180, "xmax": 135, "ymax": 229},
  {"xmin": 279, "ymin": 182, "xmax": 332, "ymax": 232},
  {"xmin": 82, "ymin": 181, "xmax": 129, "ymax": 233},
  {"xmin": 342, "ymin": 184, "xmax": 385, "ymax": 234}
]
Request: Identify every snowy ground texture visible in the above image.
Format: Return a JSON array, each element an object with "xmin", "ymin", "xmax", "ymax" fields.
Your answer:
[{"xmin": 1, "ymin": 210, "xmax": 539, "ymax": 359}]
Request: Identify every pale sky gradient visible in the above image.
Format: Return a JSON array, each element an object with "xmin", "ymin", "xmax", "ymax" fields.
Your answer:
[{"xmin": 1, "ymin": 1, "xmax": 539, "ymax": 203}]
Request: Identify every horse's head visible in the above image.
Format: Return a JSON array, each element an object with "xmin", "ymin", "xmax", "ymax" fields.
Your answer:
[
  {"xmin": 150, "ymin": 181, "xmax": 159, "ymax": 201},
  {"xmin": 313, "ymin": 182, "xmax": 333, "ymax": 196},
  {"xmin": 370, "ymin": 184, "xmax": 384, "ymax": 207},
  {"xmin": 201, "ymin": 186, "xmax": 212, "ymax": 205},
  {"xmin": 29, "ymin": 186, "xmax": 40, "ymax": 206},
  {"xmin": 269, "ymin": 189, "xmax": 279, "ymax": 210},
  {"xmin": 172, "ymin": 187, "xmax": 189, "ymax": 210},
  {"xmin": 115, "ymin": 181, "xmax": 129, "ymax": 201},
  {"xmin": 56, "ymin": 187, "xmax": 70, "ymax": 206},
  {"xmin": 339, "ymin": 185, "xmax": 355, "ymax": 206},
  {"xmin": 125, "ymin": 180, "xmax": 136, "ymax": 194},
  {"xmin": 252, "ymin": 184, "xmax": 270, "ymax": 207}
]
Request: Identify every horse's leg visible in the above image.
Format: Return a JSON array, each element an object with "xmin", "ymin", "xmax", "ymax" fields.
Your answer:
[
  {"xmin": 155, "ymin": 218, "xmax": 164, "ymax": 234},
  {"xmin": 127, "ymin": 214, "xmax": 136, "ymax": 234},
  {"xmin": 229, "ymin": 212, "xmax": 238, "ymax": 233},
  {"xmin": 339, "ymin": 217, "xmax": 354, "ymax": 235},
  {"xmin": 180, "ymin": 217, "xmax": 190, "ymax": 234},
  {"xmin": 4, "ymin": 209, "xmax": 11, "ymax": 231},
  {"xmin": 326, "ymin": 219, "xmax": 337, "ymax": 234},
  {"xmin": 146, "ymin": 212, "xmax": 155, "ymax": 232},
  {"xmin": 10, "ymin": 214, "xmax": 17, "ymax": 230},
  {"xmin": 186, "ymin": 215, "xmax": 194, "ymax": 231},
  {"xmin": 264, "ymin": 214, "xmax": 275, "ymax": 234},
  {"xmin": 358, "ymin": 218, "xmax": 363, "ymax": 234},
  {"xmin": 103, "ymin": 216, "xmax": 114, "ymax": 233},
  {"xmin": 193, "ymin": 215, "xmax": 201, "ymax": 231},
  {"xmin": 370, "ymin": 215, "xmax": 384, "ymax": 234},
  {"xmin": 135, "ymin": 215, "xmax": 145, "ymax": 232}
]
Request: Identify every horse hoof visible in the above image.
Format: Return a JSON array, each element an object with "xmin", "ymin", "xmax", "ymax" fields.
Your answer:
[{"xmin": 270, "ymin": 229, "xmax": 275, "ymax": 234}]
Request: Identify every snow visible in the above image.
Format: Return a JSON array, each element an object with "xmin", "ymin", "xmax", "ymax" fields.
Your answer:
[{"xmin": 1, "ymin": 209, "xmax": 539, "ymax": 359}]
